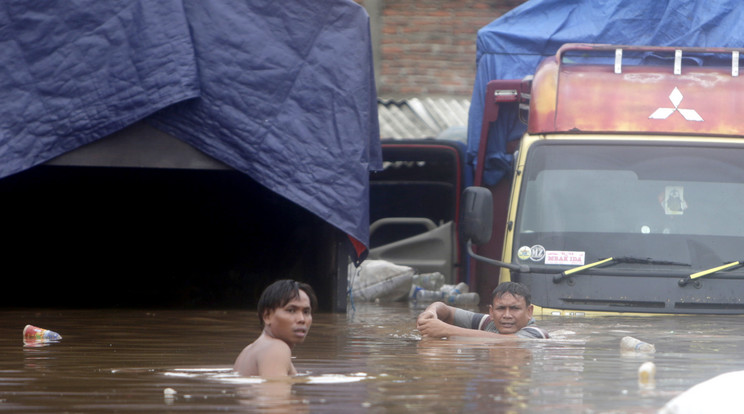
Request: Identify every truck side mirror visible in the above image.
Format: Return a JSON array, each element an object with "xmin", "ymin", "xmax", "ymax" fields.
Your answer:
[{"xmin": 460, "ymin": 186, "xmax": 493, "ymax": 245}]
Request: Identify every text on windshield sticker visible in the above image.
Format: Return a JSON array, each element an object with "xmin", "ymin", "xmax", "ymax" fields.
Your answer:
[{"xmin": 545, "ymin": 250, "xmax": 586, "ymax": 266}]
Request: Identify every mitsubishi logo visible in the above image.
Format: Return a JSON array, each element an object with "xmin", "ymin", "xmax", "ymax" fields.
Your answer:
[{"xmin": 649, "ymin": 87, "xmax": 703, "ymax": 121}]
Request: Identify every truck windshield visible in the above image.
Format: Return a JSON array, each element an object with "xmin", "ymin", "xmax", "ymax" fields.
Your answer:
[{"xmin": 514, "ymin": 141, "xmax": 744, "ymax": 271}]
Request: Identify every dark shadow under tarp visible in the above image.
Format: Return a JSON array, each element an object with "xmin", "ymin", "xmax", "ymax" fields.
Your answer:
[{"xmin": 0, "ymin": 166, "xmax": 342, "ymax": 309}]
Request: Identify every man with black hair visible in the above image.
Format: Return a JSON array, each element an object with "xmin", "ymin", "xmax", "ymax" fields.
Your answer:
[
  {"xmin": 234, "ymin": 279, "xmax": 318, "ymax": 376},
  {"xmin": 416, "ymin": 281, "xmax": 549, "ymax": 339}
]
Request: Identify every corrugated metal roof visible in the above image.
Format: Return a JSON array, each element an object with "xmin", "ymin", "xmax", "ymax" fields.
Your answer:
[{"xmin": 378, "ymin": 97, "xmax": 470, "ymax": 142}]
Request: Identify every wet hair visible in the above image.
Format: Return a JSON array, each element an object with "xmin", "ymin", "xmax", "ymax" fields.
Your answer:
[
  {"xmin": 257, "ymin": 279, "xmax": 318, "ymax": 327},
  {"xmin": 491, "ymin": 281, "xmax": 532, "ymax": 307}
]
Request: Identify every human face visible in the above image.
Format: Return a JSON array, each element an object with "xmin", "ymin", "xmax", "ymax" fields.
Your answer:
[
  {"xmin": 488, "ymin": 292, "xmax": 533, "ymax": 334},
  {"xmin": 262, "ymin": 290, "xmax": 313, "ymax": 347}
]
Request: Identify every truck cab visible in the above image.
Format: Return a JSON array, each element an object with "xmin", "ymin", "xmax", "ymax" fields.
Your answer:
[{"xmin": 476, "ymin": 44, "xmax": 744, "ymax": 315}]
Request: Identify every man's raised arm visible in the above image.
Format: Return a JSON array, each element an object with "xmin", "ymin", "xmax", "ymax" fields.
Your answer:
[
  {"xmin": 417, "ymin": 301, "xmax": 497, "ymax": 339},
  {"xmin": 417, "ymin": 301, "xmax": 455, "ymax": 324}
]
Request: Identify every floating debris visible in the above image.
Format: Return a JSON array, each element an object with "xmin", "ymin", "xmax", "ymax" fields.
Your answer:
[{"xmin": 23, "ymin": 325, "xmax": 62, "ymax": 346}]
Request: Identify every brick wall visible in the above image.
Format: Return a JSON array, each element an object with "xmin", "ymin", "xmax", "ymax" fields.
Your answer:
[{"xmin": 360, "ymin": 0, "xmax": 526, "ymax": 98}]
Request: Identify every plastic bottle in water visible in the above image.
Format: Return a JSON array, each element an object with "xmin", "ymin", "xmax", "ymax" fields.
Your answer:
[
  {"xmin": 413, "ymin": 288, "xmax": 444, "ymax": 303},
  {"xmin": 412, "ymin": 272, "xmax": 445, "ymax": 291},
  {"xmin": 23, "ymin": 325, "xmax": 62, "ymax": 341},
  {"xmin": 440, "ymin": 282, "xmax": 469, "ymax": 295},
  {"xmin": 444, "ymin": 292, "xmax": 480, "ymax": 306},
  {"xmin": 638, "ymin": 361, "xmax": 656, "ymax": 385},
  {"xmin": 620, "ymin": 336, "xmax": 655, "ymax": 353},
  {"xmin": 439, "ymin": 284, "xmax": 454, "ymax": 295}
]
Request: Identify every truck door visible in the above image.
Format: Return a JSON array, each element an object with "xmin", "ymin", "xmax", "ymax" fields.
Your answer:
[{"xmin": 368, "ymin": 139, "xmax": 468, "ymax": 283}]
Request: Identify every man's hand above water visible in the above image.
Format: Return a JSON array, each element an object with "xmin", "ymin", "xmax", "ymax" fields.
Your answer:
[
  {"xmin": 417, "ymin": 312, "xmax": 454, "ymax": 338},
  {"xmin": 416, "ymin": 302, "xmax": 458, "ymax": 338}
]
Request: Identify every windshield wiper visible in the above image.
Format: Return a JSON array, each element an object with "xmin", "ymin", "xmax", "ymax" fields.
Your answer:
[
  {"xmin": 678, "ymin": 260, "xmax": 744, "ymax": 287},
  {"xmin": 553, "ymin": 256, "xmax": 690, "ymax": 284}
]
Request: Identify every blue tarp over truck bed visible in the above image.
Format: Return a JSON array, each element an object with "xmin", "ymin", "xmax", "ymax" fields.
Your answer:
[
  {"xmin": 1, "ymin": 0, "xmax": 381, "ymax": 256},
  {"xmin": 468, "ymin": 0, "xmax": 744, "ymax": 185}
]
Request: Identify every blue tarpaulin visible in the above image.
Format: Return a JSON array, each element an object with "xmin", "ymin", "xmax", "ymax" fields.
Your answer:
[
  {"xmin": 0, "ymin": 0, "xmax": 381, "ymax": 253},
  {"xmin": 468, "ymin": 0, "xmax": 744, "ymax": 185}
]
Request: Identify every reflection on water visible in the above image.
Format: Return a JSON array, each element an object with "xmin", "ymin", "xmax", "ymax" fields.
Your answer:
[{"xmin": 1, "ymin": 304, "xmax": 744, "ymax": 412}]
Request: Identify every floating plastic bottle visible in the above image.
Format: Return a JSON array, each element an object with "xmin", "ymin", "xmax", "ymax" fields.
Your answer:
[
  {"xmin": 638, "ymin": 361, "xmax": 656, "ymax": 386},
  {"xmin": 413, "ymin": 288, "xmax": 444, "ymax": 303},
  {"xmin": 440, "ymin": 282, "xmax": 469, "ymax": 296},
  {"xmin": 439, "ymin": 284, "xmax": 455, "ymax": 295},
  {"xmin": 23, "ymin": 325, "xmax": 62, "ymax": 342},
  {"xmin": 620, "ymin": 336, "xmax": 655, "ymax": 353},
  {"xmin": 444, "ymin": 292, "xmax": 480, "ymax": 306},
  {"xmin": 412, "ymin": 272, "xmax": 445, "ymax": 291}
]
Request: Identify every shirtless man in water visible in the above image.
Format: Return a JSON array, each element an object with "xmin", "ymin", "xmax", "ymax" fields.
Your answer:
[{"xmin": 234, "ymin": 279, "xmax": 317, "ymax": 377}]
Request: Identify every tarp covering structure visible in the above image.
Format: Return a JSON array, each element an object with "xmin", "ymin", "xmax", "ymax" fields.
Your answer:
[
  {"xmin": 0, "ymin": 0, "xmax": 381, "ymax": 255},
  {"xmin": 468, "ymin": 0, "xmax": 744, "ymax": 185}
]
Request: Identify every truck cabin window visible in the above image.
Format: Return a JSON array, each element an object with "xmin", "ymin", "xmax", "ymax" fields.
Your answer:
[{"xmin": 514, "ymin": 142, "xmax": 744, "ymax": 269}]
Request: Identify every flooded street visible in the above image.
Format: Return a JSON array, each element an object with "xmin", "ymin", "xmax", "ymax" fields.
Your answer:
[{"xmin": 2, "ymin": 303, "xmax": 744, "ymax": 413}]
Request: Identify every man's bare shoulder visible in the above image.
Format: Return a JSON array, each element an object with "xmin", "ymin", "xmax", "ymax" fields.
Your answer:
[{"xmin": 234, "ymin": 335, "xmax": 294, "ymax": 377}]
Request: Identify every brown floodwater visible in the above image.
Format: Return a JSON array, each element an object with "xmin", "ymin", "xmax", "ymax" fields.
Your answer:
[{"xmin": 2, "ymin": 303, "xmax": 744, "ymax": 413}]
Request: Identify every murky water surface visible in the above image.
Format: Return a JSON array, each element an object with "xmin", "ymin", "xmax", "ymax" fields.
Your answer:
[{"xmin": 2, "ymin": 303, "xmax": 743, "ymax": 413}]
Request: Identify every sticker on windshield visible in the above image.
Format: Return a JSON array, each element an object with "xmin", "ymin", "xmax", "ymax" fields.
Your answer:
[
  {"xmin": 517, "ymin": 246, "xmax": 532, "ymax": 260},
  {"xmin": 545, "ymin": 250, "xmax": 586, "ymax": 266},
  {"xmin": 529, "ymin": 245, "xmax": 545, "ymax": 262},
  {"xmin": 662, "ymin": 185, "xmax": 687, "ymax": 215}
]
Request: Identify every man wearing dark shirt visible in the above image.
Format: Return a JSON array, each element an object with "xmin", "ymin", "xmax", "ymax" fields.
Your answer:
[{"xmin": 416, "ymin": 281, "xmax": 549, "ymax": 339}]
